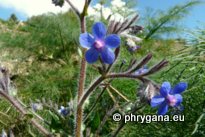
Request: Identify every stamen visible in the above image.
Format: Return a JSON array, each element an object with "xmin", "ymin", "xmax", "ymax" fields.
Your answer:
[
  {"xmin": 167, "ymin": 95, "xmax": 177, "ymax": 107},
  {"xmin": 94, "ymin": 40, "xmax": 104, "ymax": 49}
]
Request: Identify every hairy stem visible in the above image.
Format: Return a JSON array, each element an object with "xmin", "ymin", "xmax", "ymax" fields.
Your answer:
[
  {"xmin": 75, "ymin": 16, "xmax": 87, "ymax": 137},
  {"xmin": 65, "ymin": 0, "xmax": 80, "ymax": 17},
  {"xmin": 78, "ymin": 76, "xmax": 105, "ymax": 108},
  {"xmin": 78, "ymin": 73, "xmax": 147, "ymax": 109},
  {"xmin": 65, "ymin": 0, "xmax": 94, "ymax": 136},
  {"xmin": 106, "ymin": 73, "xmax": 145, "ymax": 81},
  {"xmin": 0, "ymin": 90, "xmax": 52, "ymax": 137}
]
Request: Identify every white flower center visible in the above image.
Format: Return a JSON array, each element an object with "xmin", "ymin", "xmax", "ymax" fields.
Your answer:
[
  {"xmin": 167, "ymin": 95, "xmax": 177, "ymax": 107},
  {"xmin": 94, "ymin": 40, "xmax": 104, "ymax": 49}
]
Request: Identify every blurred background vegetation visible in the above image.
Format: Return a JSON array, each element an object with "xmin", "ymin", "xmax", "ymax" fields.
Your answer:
[{"xmin": 0, "ymin": 0, "xmax": 204, "ymax": 136}]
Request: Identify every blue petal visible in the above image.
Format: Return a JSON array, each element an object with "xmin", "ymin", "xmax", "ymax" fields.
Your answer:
[
  {"xmin": 171, "ymin": 82, "xmax": 188, "ymax": 94},
  {"xmin": 85, "ymin": 48, "xmax": 99, "ymax": 63},
  {"xmin": 174, "ymin": 94, "xmax": 183, "ymax": 106},
  {"xmin": 105, "ymin": 34, "xmax": 121, "ymax": 48},
  {"xmin": 157, "ymin": 101, "xmax": 169, "ymax": 115},
  {"xmin": 160, "ymin": 82, "xmax": 171, "ymax": 97},
  {"xmin": 151, "ymin": 95, "xmax": 165, "ymax": 107},
  {"xmin": 100, "ymin": 47, "xmax": 115, "ymax": 64},
  {"xmin": 79, "ymin": 33, "xmax": 94, "ymax": 48},
  {"xmin": 92, "ymin": 22, "xmax": 106, "ymax": 39}
]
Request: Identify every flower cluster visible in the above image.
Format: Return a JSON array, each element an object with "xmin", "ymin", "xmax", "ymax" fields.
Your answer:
[
  {"xmin": 151, "ymin": 82, "xmax": 188, "ymax": 115},
  {"xmin": 79, "ymin": 22, "xmax": 121, "ymax": 64}
]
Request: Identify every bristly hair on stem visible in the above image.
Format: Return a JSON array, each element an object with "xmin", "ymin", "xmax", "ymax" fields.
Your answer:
[{"xmin": 64, "ymin": 0, "xmax": 93, "ymax": 137}]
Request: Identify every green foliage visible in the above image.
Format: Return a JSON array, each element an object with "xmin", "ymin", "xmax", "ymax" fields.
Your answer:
[
  {"xmin": 9, "ymin": 13, "xmax": 18, "ymax": 23},
  {"xmin": 142, "ymin": 0, "xmax": 201, "ymax": 40},
  {"xmin": 0, "ymin": 11, "xmax": 79, "ymax": 135},
  {"xmin": 19, "ymin": 11, "xmax": 79, "ymax": 60}
]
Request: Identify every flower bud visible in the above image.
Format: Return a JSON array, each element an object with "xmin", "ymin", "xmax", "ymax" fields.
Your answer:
[{"xmin": 137, "ymin": 81, "xmax": 159, "ymax": 103}]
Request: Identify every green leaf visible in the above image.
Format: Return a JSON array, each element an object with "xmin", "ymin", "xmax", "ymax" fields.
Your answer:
[
  {"xmin": 23, "ymin": 113, "xmax": 34, "ymax": 122},
  {"xmin": 48, "ymin": 110, "xmax": 63, "ymax": 131},
  {"xmin": 90, "ymin": 113, "xmax": 101, "ymax": 132}
]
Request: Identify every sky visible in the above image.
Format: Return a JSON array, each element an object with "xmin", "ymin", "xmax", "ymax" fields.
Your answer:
[
  {"xmin": 0, "ymin": 0, "xmax": 204, "ymax": 30},
  {"xmin": 137, "ymin": 0, "xmax": 205, "ymax": 29}
]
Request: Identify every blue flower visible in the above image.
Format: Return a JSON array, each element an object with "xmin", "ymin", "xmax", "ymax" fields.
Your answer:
[
  {"xmin": 58, "ymin": 106, "xmax": 69, "ymax": 116},
  {"xmin": 134, "ymin": 65, "xmax": 148, "ymax": 75},
  {"xmin": 128, "ymin": 45, "xmax": 140, "ymax": 53},
  {"xmin": 31, "ymin": 103, "xmax": 43, "ymax": 111},
  {"xmin": 79, "ymin": 22, "xmax": 121, "ymax": 64},
  {"xmin": 151, "ymin": 82, "xmax": 188, "ymax": 115}
]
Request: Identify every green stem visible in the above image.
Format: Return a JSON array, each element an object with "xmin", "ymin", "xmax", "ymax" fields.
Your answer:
[{"xmin": 191, "ymin": 112, "xmax": 205, "ymax": 135}]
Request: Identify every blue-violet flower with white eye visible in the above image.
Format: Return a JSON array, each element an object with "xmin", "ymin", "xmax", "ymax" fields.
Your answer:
[
  {"xmin": 58, "ymin": 106, "xmax": 69, "ymax": 116},
  {"xmin": 79, "ymin": 22, "xmax": 121, "ymax": 64},
  {"xmin": 151, "ymin": 82, "xmax": 188, "ymax": 115}
]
